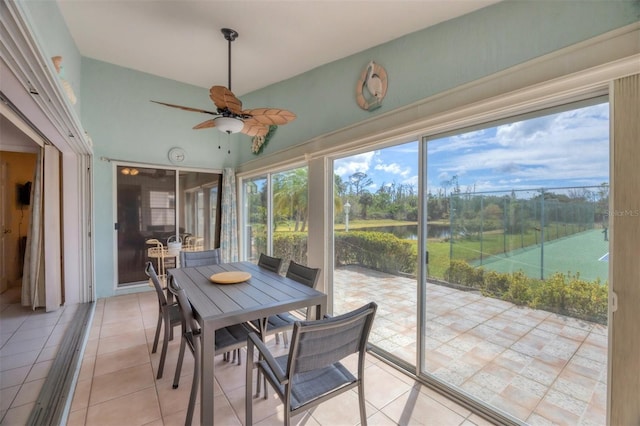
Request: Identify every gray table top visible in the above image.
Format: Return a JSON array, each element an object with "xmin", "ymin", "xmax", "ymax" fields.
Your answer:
[{"xmin": 168, "ymin": 261, "xmax": 327, "ymax": 329}]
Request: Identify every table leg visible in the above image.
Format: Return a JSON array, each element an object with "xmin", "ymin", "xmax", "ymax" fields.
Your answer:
[
  {"xmin": 201, "ymin": 324, "xmax": 216, "ymax": 425},
  {"xmin": 315, "ymin": 302, "xmax": 326, "ymax": 320}
]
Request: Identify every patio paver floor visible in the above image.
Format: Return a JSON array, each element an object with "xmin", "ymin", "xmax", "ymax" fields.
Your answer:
[{"xmin": 334, "ymin": 265, "xmax": 607, "ymax": 426}]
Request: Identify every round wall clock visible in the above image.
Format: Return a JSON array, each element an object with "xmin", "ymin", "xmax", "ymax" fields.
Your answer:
[{"xmin": 168, "ymin": 147, "xmax": 186, "ymax": 164}]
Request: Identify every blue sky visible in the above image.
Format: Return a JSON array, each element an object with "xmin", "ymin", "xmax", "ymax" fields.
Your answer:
[{"xmin": 334, "ymin": 102, "xmax": 609, "ymax": 196}]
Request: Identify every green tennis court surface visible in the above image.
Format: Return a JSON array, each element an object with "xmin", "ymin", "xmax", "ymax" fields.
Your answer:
[{"xmin": 473, "ymin": 229, "xmax": 609, "ymax": 282}]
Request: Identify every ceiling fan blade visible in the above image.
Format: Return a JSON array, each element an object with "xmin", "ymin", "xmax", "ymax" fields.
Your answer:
[
  {"xmin": 243, "ymin": 108, "xmax": 296, "ymax": 126},
  {"xmin": 241, "ymin": 122, "xmax": 269, "ymax": 137},
  {"xmin": 151, "ymin": 100, "xmax": 218, "ymax": 115},
  {"xmin": 209, "ymin": 86, "xmax": 243, "ymax": 115},
  {"xmin": 193, "ymin": 119, "xmax": 216, "ymax": 129}
]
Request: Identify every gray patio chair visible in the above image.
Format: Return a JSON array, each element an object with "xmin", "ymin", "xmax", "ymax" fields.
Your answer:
[
  {"xmin": 145, "ymin": 261, "xmax": 181, "ymax": 380},
  {"xmin": 257, "ymin": 253, "xmax": 283, "ymax": 274},
  {"xmin": 256, "ymin": 261, "xmax": 321, "ymax": 347},
  {"xmin": 167, "ymin": 274, "xmax": 254, "ymax": 426},
  {"xmin": 246, "ymin": 301, "xmax": 378, "ymax": 426},
  {"xmin": 179, "ymin": 248, "xmax": 221, "ymax": 267}
]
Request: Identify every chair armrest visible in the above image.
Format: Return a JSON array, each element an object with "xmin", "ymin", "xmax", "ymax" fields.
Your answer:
[{"xmin": 247, "ymin": 333, "xmax": 288, "ymax": 385}]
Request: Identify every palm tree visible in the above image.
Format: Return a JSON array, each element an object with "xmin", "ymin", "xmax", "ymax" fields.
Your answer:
[{"xmin": 273, "ymin": 168, "xmax": 308, "ymax": 232}]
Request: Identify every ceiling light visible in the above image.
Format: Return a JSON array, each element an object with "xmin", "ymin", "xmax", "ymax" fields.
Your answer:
[
  {"xmin": 214, "ymin": 116, "xmax": 244, "ymax": 134},
  {"xmin": 121, "ymin": 167, "xmax": 139, "ymax": 176}
]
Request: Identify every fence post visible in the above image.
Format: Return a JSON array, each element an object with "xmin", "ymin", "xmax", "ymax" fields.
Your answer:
[{"xmin": 540, "ymin": 189, "xmax": 545, "ymax": 280}]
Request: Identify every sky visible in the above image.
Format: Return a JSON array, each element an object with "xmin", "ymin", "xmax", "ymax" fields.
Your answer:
[{"xmin": 334, "ymin": 101, "xmax": 610, "ymax": 197}]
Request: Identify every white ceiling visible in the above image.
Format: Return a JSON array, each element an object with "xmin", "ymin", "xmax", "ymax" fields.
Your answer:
[{"xmin": 57, "ymin": 0, "xmax": 501, "ymax": 96}]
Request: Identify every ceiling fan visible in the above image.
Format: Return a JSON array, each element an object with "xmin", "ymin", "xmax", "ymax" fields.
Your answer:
[{"xmin": 152, "ymin": 28, "xmax": 296, "ymax": 139}]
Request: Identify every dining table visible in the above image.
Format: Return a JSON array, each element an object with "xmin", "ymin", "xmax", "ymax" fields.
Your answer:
[{"xmin": 168, "ymin": 261, "xmax": 327, "ymax": 425}]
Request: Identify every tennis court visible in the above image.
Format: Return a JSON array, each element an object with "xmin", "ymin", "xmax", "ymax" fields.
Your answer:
[{"xmin": 474, "ymin": 229, "xmax": 609, "ymax": 282}]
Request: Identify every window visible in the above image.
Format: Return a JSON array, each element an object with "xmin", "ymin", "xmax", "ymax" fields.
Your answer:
[
  {"xmin": 149, "ymin": 191, "xmax": 175, "ymax": 226},
  {"xmin": 329, "ymin": 99, "xmax": 610, "ymax": 425},
  {"xmin": 241, "ymin": 166, "xmax": 309, "ymax": 268}
]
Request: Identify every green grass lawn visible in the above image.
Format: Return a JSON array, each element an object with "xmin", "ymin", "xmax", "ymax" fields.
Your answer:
[{"xmin": 271, "ymin": 218, "xmax": 598, "ymax": 280}]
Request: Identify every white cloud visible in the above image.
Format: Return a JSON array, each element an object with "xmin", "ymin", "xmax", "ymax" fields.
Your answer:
[
  {"xmin": 334, "ymin": 151, "xmax": 375, "ymax": 177},
  {"xmin": 374, "ymin": 162, "xmax": 410, "ymax": 178},
  {"xmin": 429, "ymin": 103, "xmax": 609, "ymax": 192}
]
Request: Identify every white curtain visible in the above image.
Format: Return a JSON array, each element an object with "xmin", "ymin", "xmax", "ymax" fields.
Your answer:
[
  {"xmin": 21, "ymin": 149, "xmax": 45, "ymax": 309},
  {"xmin": 220, "ymin": 168, "xmax": 239, "ymax": 263}
]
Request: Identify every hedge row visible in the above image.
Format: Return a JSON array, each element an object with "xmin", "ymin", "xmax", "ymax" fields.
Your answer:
[
  {"xmin": 269, "ymin": 232, "xmax": 607, "ymax": 324},
  {"xmin": 334, "ymin": 231, "xmax": 416, "ymax": 275},
  {"xmin": 268, "ymin": 231, "xmax": 416, "ymax": 275},
  {"xmin": 445, "ymin": 260, "xmax": 608, "ymax": 323},
  {"xmin": 272, "ymin": 233, "xmax": 309, "ymax": 266}
]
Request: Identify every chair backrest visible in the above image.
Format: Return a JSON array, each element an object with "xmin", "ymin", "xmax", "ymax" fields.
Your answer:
[
  {"xmin": 285, "ymin": 261, "xmax": 320, "ymax": 288},
  {"xmin": 145, "ymin": 262, "xmax": 168, "ymax": 307},
  {"xmin": 167, "ymin": 275, "xmax": 200, "ymax": 337},
  {"xmin": 180, "ymin": 248, "xmax": 221, "ymax": 267},
  {"xmin": 288, "ymin": 302, "xmax": 377, "ymax": 376},
  {"xmin": 258, "ymin": 253, "xmax": 283, "ymax": 274}
]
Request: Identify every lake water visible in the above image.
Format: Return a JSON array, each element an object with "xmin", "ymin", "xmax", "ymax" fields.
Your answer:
[{"xmin": 362, "ymin": 224, "xmax": 451, "ymax": 240}]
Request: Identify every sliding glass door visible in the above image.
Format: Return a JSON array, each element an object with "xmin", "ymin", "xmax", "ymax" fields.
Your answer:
[
  {"xmin": 332, "ymin": 144, "xmax": 419, "ymax": 365},
  {"xmin": 329, "ymin": 98, "xmax": 609, "ymax": 424},
  {"xmin": 420, "ymin": 100, "xmax": 609, "ymax": 424},
  {"xmin": 115, "ymin": 166, "xmax": 221, "ymax": 286}
]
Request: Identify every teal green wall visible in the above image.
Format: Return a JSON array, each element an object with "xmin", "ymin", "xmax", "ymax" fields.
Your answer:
[
  {"xmin": 19, "ymin": 0, "xmax": 82, "ymax": 117},
  {"xmin": 236, "ymin": 0, "xmax": 640, "ymax": 163},
  {"xmin": 81, "ymin": 59, "xmax": 239, "ymax": 298}
]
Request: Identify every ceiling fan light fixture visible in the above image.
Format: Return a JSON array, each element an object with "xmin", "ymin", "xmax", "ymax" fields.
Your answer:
[
  {"xmin": 151, "ymin": 26, "xmax": 295, "ymax": 150},
  {"xmin": 214, "ymin": 116, "xmax": 244, "ymax": 134}
]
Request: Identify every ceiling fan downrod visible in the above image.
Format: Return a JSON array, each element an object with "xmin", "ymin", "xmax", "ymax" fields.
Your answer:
[{"xmin": 221, "ymin": 28, "xmax": 238, "ymax": 91}]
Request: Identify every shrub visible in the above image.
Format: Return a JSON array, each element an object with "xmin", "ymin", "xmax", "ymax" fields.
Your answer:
[
  {"xmin": 482, "ymin": 270, "xmax": 511, "ymax": 298},
  {"xmin": 334, "ymin": 231, "xmax": 416, "ymax": 275},
  {"xmin": 505, "ymin": 271, "xmax": 531, "ymax": 305},
  {"xmin": 444, "ymin": 260, "xmax": 483, "ymax": 289},
  {"xmin": 272, "ymin": 233, "xmax": 309, "ymax": 266},
  {"xmin": 565, "ymin": 275, "xmax": 608, "ymax": 322},
  {"xmin": 442, "ymin": 260, "xmax": 607, "ymax": 324},
  {"xmin": 532, "ymin": 272, "xmax": 567, "ymax": 311}
]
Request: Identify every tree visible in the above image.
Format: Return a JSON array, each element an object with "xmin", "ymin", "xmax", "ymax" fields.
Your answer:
[
  {"xmin": 273, "ymin": 168, "xmax": 308, "ymax": 232},
  {"xmin": 359, "ymin": 191, "xmax": 373, "ymax": 219},
  {"xmin": 349, "ymin": 172, "xmax": 373, "ymax": 196}
]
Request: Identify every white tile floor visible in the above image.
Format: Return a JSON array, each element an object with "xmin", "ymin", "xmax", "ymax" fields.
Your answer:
[
  {"xmin": 1, "ymin": 267, "xmax": 610, "ymax": 426},
  {"xmin": 67, "ymin": 291, "xmax": 495, "ymax": 426},
  {"xmin": 0, "ymin": 287, "xmax": 78, "ymax": 425}
]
